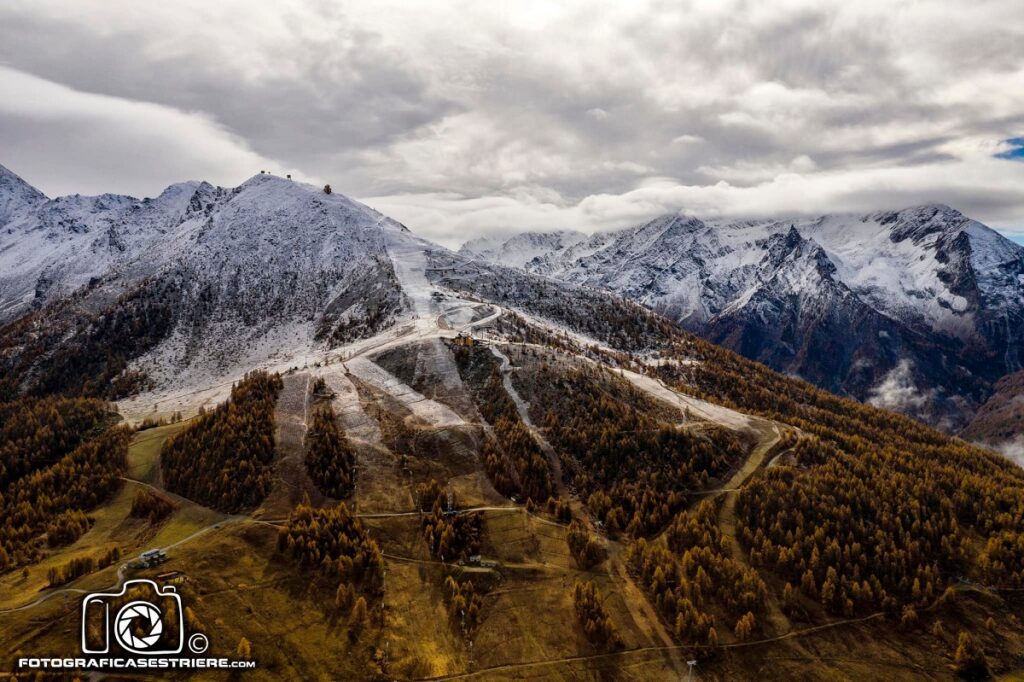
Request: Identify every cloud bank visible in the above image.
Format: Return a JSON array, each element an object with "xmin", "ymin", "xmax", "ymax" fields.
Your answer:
[{"xmin": 2, "ymin": 0, "xmax": 1023, "ymax": 247}]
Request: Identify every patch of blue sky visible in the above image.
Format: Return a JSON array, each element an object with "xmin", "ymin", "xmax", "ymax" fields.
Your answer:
[{"xmin": 995, "ymin": 137, "xmax": 1024, "ymax": 160}]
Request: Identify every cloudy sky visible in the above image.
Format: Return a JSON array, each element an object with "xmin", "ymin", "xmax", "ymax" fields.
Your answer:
[{"xmin": 2, "ymin": 0, "xmax": 1023, "ymax": 247}]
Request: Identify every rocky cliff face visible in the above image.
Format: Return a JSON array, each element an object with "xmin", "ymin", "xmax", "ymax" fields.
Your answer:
[{"xmin": 962, "ymin": 370, "xmax": 1024, "ymax": 463}]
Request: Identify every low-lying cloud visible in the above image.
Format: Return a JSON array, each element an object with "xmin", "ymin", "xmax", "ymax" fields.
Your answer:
[
  {"xmin": 867, "ymin": 360, "xmax": 934, "ymax": 414},
  {"xmin": 982, "ymin": 435, "xmax": 1024, "ymax": 469}
]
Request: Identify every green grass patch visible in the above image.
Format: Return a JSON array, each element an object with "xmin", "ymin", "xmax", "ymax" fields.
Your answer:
[{"xmin": 126, "ymin": 421, "xmax": 188, "ymax": 484}]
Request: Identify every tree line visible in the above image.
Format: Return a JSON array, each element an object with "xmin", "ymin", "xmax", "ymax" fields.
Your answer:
[
  {"xmin": 161, "ymin": 370, "xmax": 282, "ymax": 512},
  {"xmin": 626, "ymin": 500, "xmax": 766, "ymax": 645},
  {"xmin": 656, "ymin": 332, "xmax": 1024, "ymax": 626},
  {"xmin": 572, "ymin": 581, "xmax": 621, "ymax": 650},
  {"xmin": 0, "ymin": 277, "xmax": 179, "ymax": 400},
  {"xmin": 443, "ymin": 575, "xmax": 485, "ymax": 637},
  {"xmin": 523, "ymin": 362, "xmax": 744, "ymax": 537},
  {"xmin": 419, "ymin": 485, "xmax": 483, "ymax": 563},
  {"xmin": 129, "ymin": 488, "xmax": 176, "ymax": 523},
  {"xmin": 0, "ymin": 395, "xmax": 127, "ymax": 570},
  {"xmin": 278, "ymin": 500, "xmax": 384, "ymax": 597},
  {"xmin": 451, "ymin": 344, "xmax": 555, "ymax": 504},
  {"xmin": 305, "ymin": 404, "xmax": 356, "ymax": 499}
]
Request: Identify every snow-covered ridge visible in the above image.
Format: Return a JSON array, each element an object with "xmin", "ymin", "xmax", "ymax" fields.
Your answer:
[
  {"xmin": 463, "ymin": 204, "xmax": 1024, "ymax": 428},
  {"xmin": 0, "ymin": 167, "xmax": 391, "ymax": 322},
  {"xmin": 464, "ymin": 204, "xmax": 1024, "ymax": 339},
  {"xmin": 0, "ymin": 165, "xmax": 413, "ymax": 389},
  {"xmin": 0, "ymin": 165, "xmax": 46, "ymax": 227},
  {"xmin": 459, "ymin": 229, "xmax": 587, "ymax": 270}
]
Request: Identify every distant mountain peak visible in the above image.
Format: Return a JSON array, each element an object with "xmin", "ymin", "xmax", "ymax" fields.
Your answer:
[
  {"xmin": 459, "ymin": 228, "xmax": 587, "ymax": 269},
  {"xmin": 0, "ymin": 163, "xmax": 46, "ymax": 222},
  {"xmin": 0, "ymin": 163, "xmax": 43, "ymax": 194},
  {"xmin": 761, "ymin": 226, "xmax": 837, "ymax": 283},
  {"xmin": 781, "ymin": 224, "xmax": 803, "ymax": 247},
  {"xmin": 470, "ymin": 204, "xmax": 1024, "ymax": 428},
  {"xmin": 871, "ymin": 203, "xmax": 970, "ymax": 243}
]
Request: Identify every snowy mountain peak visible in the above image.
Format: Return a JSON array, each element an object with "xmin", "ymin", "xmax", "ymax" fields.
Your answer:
[
  {"xmin": 0, "ymin": 163, "xmax": 44, "ymax": 198},
  {"xmin": 238, "ymin": 171, "xmax": 285, "ymax": 187},
  {"xmin": 627, "ymin": 213, "xmax": 706, "ymax": 244},
  {"xmin": 775, "ymin": 224, "xmax": 804, "ymax": 250},
  {"xmin": 0, "ymin": 165, "xmax": 413, "ymax": 365},
  {"xmin": 460, "ymin": 234, "xmax": 503, "ymax": 255},
  {"xmin": 0, "ymin": 163, "xmax": 46, "ymax": 223},
  {"xmin": 469, "ymin": 204, "xmax": 1024, "ymax": 427},
  {"xmin": 871, "ymin": 203, "xmax": 971, "ymax": 244},
  {"xmin": 459, "ymin": 229, "xmax": 587, "ymax": 269},
  {"xmin": 761, "ymin": 227, "xmax": 838, "ymax": 284},
  {"xmin": 152, "ymin": 179, "xmax": 207, "ymax": 203}
]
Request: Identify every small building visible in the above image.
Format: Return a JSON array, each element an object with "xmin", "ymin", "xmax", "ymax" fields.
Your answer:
[
  {"xmin": 464, "ymin": 555, "xmax": 500, "ymax": 569},
  {"xmin": 453, "ymin": 332, "xmax": 475, "ymax": 347},
  {"xmin": 139, "ymin": 549, "xmax": 168, "ymax": 568},
  {"xmin": 156, "ymin": 570, "xmax": 188, "ymax": 585}
]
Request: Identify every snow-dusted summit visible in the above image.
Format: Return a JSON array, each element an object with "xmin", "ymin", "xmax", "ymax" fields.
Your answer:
[
  {"xmin": 0, "ymin": 167, "xmax": 413, "ymax": 392},
  {"xmin": 465, "ymin": 206, "xmax": 1024, "ymax": 428},
  {"xmin": 460, "ymin": 230, "xmax": 587, "ymax": 270},
  {"xmin": 4, "ymin": 159, "xmax": 1020, "ymax": 431},
  {"xmin": 0, "ymin": 165, "xmax": 46, "ymax": 227}
]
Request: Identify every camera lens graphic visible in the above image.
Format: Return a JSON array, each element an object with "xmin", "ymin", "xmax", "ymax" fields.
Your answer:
[{"xmin": 115, "ymin": 600, "xmax": 164, "ymax": 650}]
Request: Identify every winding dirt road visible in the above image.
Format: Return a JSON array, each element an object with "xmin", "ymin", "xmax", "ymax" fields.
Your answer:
[{"xmin": 714, "ymin": 420, "xmax": 793, "ymax": 634}]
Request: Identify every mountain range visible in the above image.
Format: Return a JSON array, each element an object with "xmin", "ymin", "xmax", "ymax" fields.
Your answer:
[
  {"xmin": 461, "ymin": 208, "xmax": 1024, "ymax": 437},
  {"xmin": 3, "ymin": 161, "xmax": 1022, "ymax": 447},
  {"xmin": 4, "ymin": 161, "xmax": 1024, "ymax": 679},
  {"xmin": 0, "ymin": 165, "xmax": 411, "ymax": 395},
  {"xmin": 0, "ymin": 164, "xmax": 664, "ymax": 404}
]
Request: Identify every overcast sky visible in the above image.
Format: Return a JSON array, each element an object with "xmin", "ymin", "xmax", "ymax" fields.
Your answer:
[{"xmin": 2, "ymin": 0, "xmax": 1023, "ymax": 247}]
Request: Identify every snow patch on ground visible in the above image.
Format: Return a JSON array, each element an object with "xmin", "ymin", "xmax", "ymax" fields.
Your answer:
[
  {"xmin": 317, "ymin": 367, "xmax": 382, "ymax": 443},
  {"xmin": 380, "ymin": 218, "xmax": 437, "ymax": 319},
  {"xmin": 617, "ymin": 367, "xmax": 754, "ymax": 431},
  {"xmin": 346, "ymin": 356, "xmax": 465, "ymax": 427}
]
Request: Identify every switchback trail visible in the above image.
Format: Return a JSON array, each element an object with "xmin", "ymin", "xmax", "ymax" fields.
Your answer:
[{"xmin": 613, "ymin": 362, "xmax": 794, "ymax": 634}]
